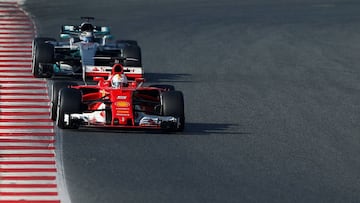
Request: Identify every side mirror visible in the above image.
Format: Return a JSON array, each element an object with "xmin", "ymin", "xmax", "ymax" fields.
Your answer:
[
  {"xmin": 94, "ymin": 77, "xmax": 104, "ymax": 81},
  {"xmin": 135, "ymin": 78, "xmax": 145, "ymax": 88},
  {"xmin": 101, "ymin": 26, "xmax": 110, "ymax": 33},
  {"xmin": 60, "ymin": 33, "xmax": 71, "ymax": 39},
  {"xmin": 63, "ymin": 25, "xmax": 75, "ymax": 31},
  {"xmin": 94, "ymin": 77, "xmax": 105, "ymax": 86}
]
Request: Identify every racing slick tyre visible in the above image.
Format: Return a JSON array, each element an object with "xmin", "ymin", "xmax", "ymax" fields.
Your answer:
[
  {"xmin": 118, "ymin": 40, "xmax": 142, "ymax": 67},
  {"xmin": 149, "ymin": 84, "xmax": 175, "ymax": 91},
  {"xmin": 161, "ymin": 91, "xmax": 185, "ymax": 132},
  {"xmin": 32, "ymin": 42, "xmax": 54, "ymax": 78},
  {"xmin": 56, "ymin": 88, "xmax": 82, "ymax": 129},
  {"xmin": 50, "ymin": 81, "xmax": 78, "ymax": 121}
]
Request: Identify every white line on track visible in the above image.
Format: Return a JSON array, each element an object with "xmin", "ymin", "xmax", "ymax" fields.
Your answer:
[
  {"xmin": 0, "ymin": 56, "xmax": 32, "ymax": 59},
  {"xmin": 0, "ymin": 94, "xmax": 48, "ymax": 98},
  {"xmin": 0, "ymin": 49, "xmax": 31, "ymax": 53},
  {"xmin": 0, "ymin": 16, "xmax": 30, "ymax": 19},
  {"xmin": 0, "ymin": 59, "xmax": 31, "ymax": 66},
  {"xmin": 0, "ymin": 122, "xmax": 53, "ymax": 126},
  {"xmin": 0, "ymin": 68, "xmax": 32, "ymax": 72},
  {"xmin": 0, "ymin": 52, "xmax": 31, "ymax": 58},
  {"xmin": 0, "ymin": 195, "xmax": 59, "ymax": 201},
  {"xmin": 1, "ymin": 195, "xmax": 58, "ymax": 202},
  {"xmin": 1, "ymin": 81, "xmax": 47, "ymax": 84},
  {"xmin": 0, "ymin": 164, "xmax": 56, "ymax": 169},
  {"xmin": 0, "ymin": 157, "xmax": 55, "ymax": 161},
  {"xmin": 0, "ymin": 198, "xmax": 59, "ymax": 202},
  {"xmin": 0, "ymin": 172, "xmax": 56, "ymax": 177},
  {"xmin": 0, "ymin": 90, "xmax": 47, "ymax": 94},
  {"xmin": 0, "ymin": 102, "xmax": 49, "ymax": 105},
  {"xmin": 0, "ymin": 54, "xmax": 32, "ymax": 56},
  {"xmin": 0, "ymin": 88, "xmax": 47, "ymax": 92},
  {"xmin": 0, "ymin": 109, "xmax": 50, "ymax": 113},
  {"xmin": 0, "ymin": 182, "xmax": 57, "ymax": 187},
  {"xmin": 0, "ymin": 25, "xmax": 33, "ymax": 28},
  {"xmin": 0, "ymin": 129, "xmax": 54, "ymax": 133},
  {"xmin": 0, "ymin": 73, "xmax": 34, "ymax": 77},
  {"xmin": 0, "ymin": 136, "xmax": 53, "ymax": 140},
  {"xmin": 0, "ymin": 47, "xmax": 32, "ymax": 50},
  {"xmin": 0, "ymin": 40, "xmax": 32, "ymax": 43},
  {"xmin": 0, "ymin": 121, "xmax": 52, "ymax": 126},
  {"xmin": 0, "ymin": 180, "xmax": 57, "ymax": 185},
  {"xmin": 0, "ymin": 35, "xmax": 33, "ymax": 38},
  {"xmin": 0, "ymin": 150, "xmax": 55, "ymax": 154},
  {"xmin": 0, "ymin": 188, "xmax": 58, "ymax": 192},
  {"xmin": 0, "ymin": 21, "xmax": 31, "ymax": 24},
  {"xmin": 0, "ymin": 30, "xmax": 33, "ymax": 33},
  {"xmin": 0, "ymin": 142, "xmax": 54, "ymax": 147},
  {"xmin": 0, "ymin": 77, "xmax": 44, "ymax": 80},
  {"xmin": 0, "ymin": 92, "xmax": 48, "ymax": 95},
  {"xmin": 0, "ymin": 114, "xmax": 50, "ymax": 117},
  {"xmin": 0, "ymin": 83, "xmax": 46, "ymax": 86}
]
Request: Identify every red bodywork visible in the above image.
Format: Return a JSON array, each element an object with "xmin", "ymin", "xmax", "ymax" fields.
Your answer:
[{"xmin": 72, "ymin": 64, "xmax": 164, "ymax": 128}]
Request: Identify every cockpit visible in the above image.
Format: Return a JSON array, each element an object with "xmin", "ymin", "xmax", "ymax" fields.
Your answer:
[{"xmin": 79, "ymin": 22, "xmax": 94, "ymax": 32}]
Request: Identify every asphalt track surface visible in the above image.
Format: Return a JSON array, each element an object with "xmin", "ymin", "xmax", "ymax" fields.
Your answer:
[{"xmin": 24, "ymin": 0, "xmax": 360, "ymax": 202}]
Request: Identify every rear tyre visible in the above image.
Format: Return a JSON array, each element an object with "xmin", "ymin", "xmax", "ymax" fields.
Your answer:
[
  {"xmin": 56, "ymin": 88, "xmax": 82, "ymax": 129},
  {"xmin": 119, "ymin": 44, "xmax": 142, "ymax": 67},
  {"xmin": 161, "ymin": 91, "xmax": 185, "ymax": 131},
  {"xmin": 32, "ymin": 42, "xmax": 54, "ymax": 78},
  {"xmin": 50, "ymin": 81, "xmax": 78, "ymax": 121}
]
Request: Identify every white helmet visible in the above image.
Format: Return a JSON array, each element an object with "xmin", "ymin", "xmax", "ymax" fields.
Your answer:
[
  {"xmin": 80, "ymin": 31, "xmax": 94, "ymax": 42},
  {"xmin": 111, "ymin": 74, "xmax": 127, "ymax": 88}
]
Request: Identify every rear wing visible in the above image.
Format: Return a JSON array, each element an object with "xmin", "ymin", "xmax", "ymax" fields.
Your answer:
[
  {"xmin": 83, "ymin": 65, "xmax": 143, "ymax": 81},
  {"xmin": 61, "ymin": 25, "xmax": 110, "ymax": 36}
]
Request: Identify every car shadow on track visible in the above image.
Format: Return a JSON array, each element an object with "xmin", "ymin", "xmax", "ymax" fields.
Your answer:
[
  {"xmin": 144, "ymin": 72, "xmax": 192, "ymax": 83},
  {"xmin": 182, "ymin": 122, "xmax": 251, "ymax": 136},
  {"xmin": 71, "ymin": 122, "xmax": 250, "ymax": 136}
]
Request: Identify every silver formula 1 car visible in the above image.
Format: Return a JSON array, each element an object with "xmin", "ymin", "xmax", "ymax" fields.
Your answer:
[{"xmin": 32, "ymin": 17, "xmax": 142, "ymax": 79}]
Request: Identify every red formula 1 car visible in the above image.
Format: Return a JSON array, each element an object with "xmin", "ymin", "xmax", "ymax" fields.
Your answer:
[{"xmin": 51, "ymin": 63, "xmax": 185, "ymax": 132}]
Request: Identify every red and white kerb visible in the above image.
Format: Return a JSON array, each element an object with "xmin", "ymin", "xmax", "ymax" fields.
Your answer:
[{"xmin": 0, "ymin": 1, "xmax": 61, "ymax": 202}]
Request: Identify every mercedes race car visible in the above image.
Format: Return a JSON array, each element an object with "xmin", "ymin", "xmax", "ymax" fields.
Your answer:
[
  {"xmin": 32, "ymin": 17, "xmax": 142, "ymax": 79},
  {"xmin": 51, "ymin": 63, "xmax": 185, "ymax": 132}
]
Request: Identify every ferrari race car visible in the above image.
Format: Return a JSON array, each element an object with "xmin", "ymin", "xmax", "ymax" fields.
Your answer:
[
  {"xmin": 51, "ymin": 63, "xmax": 185, "ymax": 132},
  {"xmin": 32, "ymin": 17, "xmax": 142, "ymax": 79}
]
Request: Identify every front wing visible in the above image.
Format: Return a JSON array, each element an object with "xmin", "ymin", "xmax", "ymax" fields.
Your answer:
[{"xmin": 63, "ymin": 113, "xmax": 180, "ymax": 130}]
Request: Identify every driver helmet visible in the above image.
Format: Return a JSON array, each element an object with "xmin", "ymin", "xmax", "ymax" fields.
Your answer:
[
  {"xmin": 80, "ymin": 22, "xmax": 94, "ymax": 32},
  {"xmin": 80, "ymin": 31, "xmax": 94, "ymax": 42},
  {"xmin": 111, "ymin": 74, "xmax": 128, "ymax": 88}
]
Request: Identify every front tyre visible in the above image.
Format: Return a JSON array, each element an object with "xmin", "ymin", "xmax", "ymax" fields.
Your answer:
[
  {"xmin": 56, "ymin": 88, "xmax": 82, "ymax": 129},
  {"xmin": 50, "ymin": 81, "xmax": 78, "ymax": 121},
  {"xmin": 161, "ymin": 91, "xmax": 185, "ymax": 131},
  {"xmin": 32, "ymin": 42, "xmax": 54, "ymax": 78}
]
